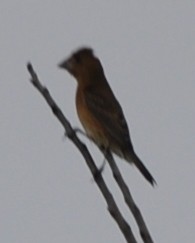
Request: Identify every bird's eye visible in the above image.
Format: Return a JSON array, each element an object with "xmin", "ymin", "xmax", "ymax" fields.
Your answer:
[{"xmin": 73, "ymin": 54, "xmax": 81, "ymax": 64}]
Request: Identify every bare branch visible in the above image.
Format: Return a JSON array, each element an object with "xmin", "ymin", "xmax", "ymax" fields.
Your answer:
[
  {"xmin": 104, "ymin": 151, "xmax": 154, "ymax": 243},
  {"xmin": 27, "ymin": 63, "xmax": 137, "ymax": 243}
]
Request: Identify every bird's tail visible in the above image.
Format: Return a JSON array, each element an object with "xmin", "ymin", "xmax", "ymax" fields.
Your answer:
[{"xmin": 125, "ymin": 151, "xmax": 156, "ymax": 186}]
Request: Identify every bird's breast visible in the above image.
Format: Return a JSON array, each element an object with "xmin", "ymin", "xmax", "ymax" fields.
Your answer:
[{"xmin": 76, "ymin": 88, "xmax": 109, "ymax": 147}]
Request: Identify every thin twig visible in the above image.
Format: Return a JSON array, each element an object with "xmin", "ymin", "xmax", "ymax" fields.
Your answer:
[{"xmin": 104, "ymin": 150, "xmax": 154, "ymax": 243}]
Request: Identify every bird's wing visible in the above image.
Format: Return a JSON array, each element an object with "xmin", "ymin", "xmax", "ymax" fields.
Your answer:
[{"xmin": 85, "ymin": 88, "xmax": 133, "ymax": 150}]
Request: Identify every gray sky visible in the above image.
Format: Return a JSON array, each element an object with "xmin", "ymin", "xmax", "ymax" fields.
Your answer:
[{"xmin": 0, "ymin": 1, "xmax": 194, "ymax": 242}]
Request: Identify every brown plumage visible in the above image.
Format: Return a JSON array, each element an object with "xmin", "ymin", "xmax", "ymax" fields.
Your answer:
[{"xmin": 59, "ymin": 47, "xmax": 156, "ymax": 186}]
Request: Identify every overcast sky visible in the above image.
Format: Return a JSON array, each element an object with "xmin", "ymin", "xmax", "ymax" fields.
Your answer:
[{"xmin": 0, "ymin": 1, "xmax": 195, "ymax": 242}]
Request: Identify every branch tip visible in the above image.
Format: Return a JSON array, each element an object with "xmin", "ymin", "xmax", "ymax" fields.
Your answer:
[{"xmin": 27, "ymin": 62, "xmax": 32, "ymax": 72}]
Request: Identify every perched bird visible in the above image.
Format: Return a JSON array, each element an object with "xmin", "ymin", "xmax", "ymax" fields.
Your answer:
[{"xmin": 58, "ymin": 47, "xmax": 156, "ymax": 186}]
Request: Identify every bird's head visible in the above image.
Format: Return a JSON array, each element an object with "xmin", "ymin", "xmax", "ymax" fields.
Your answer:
[{"xmin": 58, "ymin": 47, "xmax": 104, "ymax": 85}]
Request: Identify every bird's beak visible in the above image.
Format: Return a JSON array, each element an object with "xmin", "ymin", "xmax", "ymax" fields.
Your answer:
[
  {"xmin": 58, "ymin": 57, "xmax": 74, "ymax": 73},
  {"xmin": 58, "ymin": 59, "xmax": 68, "ymax": 69}
]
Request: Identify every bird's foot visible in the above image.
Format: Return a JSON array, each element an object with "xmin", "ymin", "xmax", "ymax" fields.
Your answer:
[{"xmin": 93, "ymin": 159, "xmax": 106, "ymax": 181}]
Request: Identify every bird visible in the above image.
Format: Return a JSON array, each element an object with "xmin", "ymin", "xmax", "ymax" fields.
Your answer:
[{"xmin": 58, "ymin": 47, "xmax": 156, "ymax": 186}]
